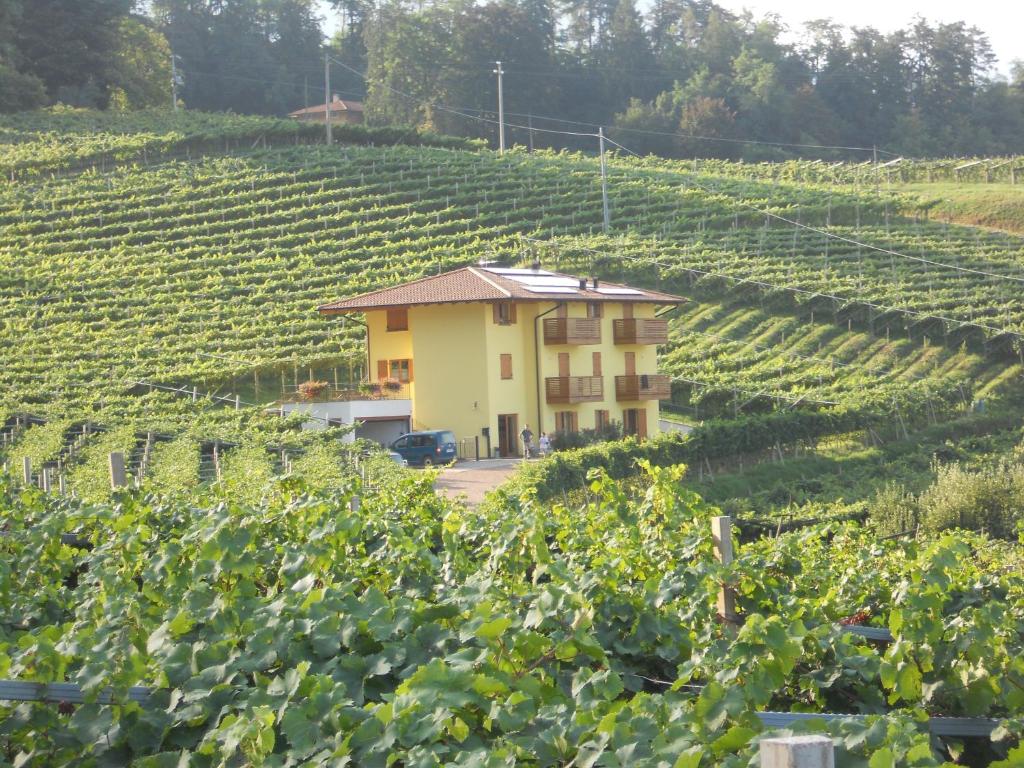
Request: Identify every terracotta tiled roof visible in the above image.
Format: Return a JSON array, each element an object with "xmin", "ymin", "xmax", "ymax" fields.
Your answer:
[
  {"xmin": 318, "ymin": 266, "xmax": 685, "ymax": 313},
  {"xmin": 289, "ymin": 99, "xmax": 364, "ymax": 117}
]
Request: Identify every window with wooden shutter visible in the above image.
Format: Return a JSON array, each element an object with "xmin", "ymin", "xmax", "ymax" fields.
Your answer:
[
  {"xmin": 555, "ymin": 411, "xmax": 579, "ymax": 433},
  {"xmin": 500, "ymin": 353, "xmax": 513, "ymax": 380},
  {"xmin": 595, "ymin": 409, "xmax": 610, "ymax": 430},
  {"xmin": 558, "ymin": 352, "xmax": 570, "ymax": 377},
  {"xmin": 592, "ymin": 351, "xmax": 602, "ymax": 376},
  {"xmin": 624, "ymin": 351, "xmax": 636, "ymax": 376},
  {"xmin": 377, "ymin": 360, "xmax": 388, "ymax": 380},
  {"xmin": 586, "ymin": 302, "xmax": 603, "ymax": 319},
  {"xmin": 492, "ymin": 302, "xmax": 517, "ymax": 325},
  {"xmin": 386, "ymin": 308, "xmax": 408, "ymax": 331},
  {"xmin": 388, "ymin": 359, "xmax": 412, "ymax": 382},
  {"xmin": 622, "ymin": 303, "xmax": 634, "ymax": 319}
]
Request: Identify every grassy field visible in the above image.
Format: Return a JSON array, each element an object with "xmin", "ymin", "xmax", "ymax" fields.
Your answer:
[{"xmin": 901, "ymin": 182, "xmax": 1024, "ymax": 234}]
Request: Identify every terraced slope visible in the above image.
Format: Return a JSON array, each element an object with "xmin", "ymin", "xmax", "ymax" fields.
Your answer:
[{"xmin": 2, "ymin": 141, "xmax": 1022, "ymax": 418}]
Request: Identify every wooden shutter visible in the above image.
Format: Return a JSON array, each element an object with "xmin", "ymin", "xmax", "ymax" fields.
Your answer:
[
  {"xmin": 592, "ymin": 352, "xmax": 602, "ymax": 376},
  {"xmin": 624, "ymin": 351, "xmax": 636, "ymax": 376},
  {"xmin": 558, "ymin": 352, "xmax": 570, "ymax": 377},
  {"xmin": 622, "ymin": 303, "xmax": 634, "ymax": 319},
  {"xmin": 500, "ymin": 353, "xmax": 513, "ymax": 379},
  {"xmin": 377, "ymin": 360, "xmax": 388, "ymax": 380},
  {"xmin": 386, "ymin": 308, "xmax": 408, "ymax": 331},
  {"xmin": 406, "ymin": 358, "xmax": 414, "ymax": 382},
  {"xmin": 571, "ymin": 412, "xmax": 579, "ymax": 432},
  {"xmin": 492, "ymin": 302, "xmax": 516, "ymax": 324},
  {"xmin": 636, "ymin": 408, "xmax": 648, "ymax": 440}
]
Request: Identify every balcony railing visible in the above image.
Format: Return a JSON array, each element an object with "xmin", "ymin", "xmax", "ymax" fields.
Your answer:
[
  {"xmin": 545, "ymin": 376, "xmax": 604, "ymax": 404},
  {"xmin": 615, "ymin": 374, "xmax": 671, "ymax": 401},
  {"xmin": 281, "ymin": 382, "xmax": 411, "ymax": 403},
  {"xmin": 543, "ymin": 317, "xmax": 601, "ymax": 345},
  {"xmin": 613, "ymin": 318, "xmax": 669, "ymax": 345}
]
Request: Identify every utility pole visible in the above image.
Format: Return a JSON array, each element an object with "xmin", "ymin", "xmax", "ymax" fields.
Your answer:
[
  {"xmin": 873, "ymin": 144, "xmax": 879, "ymax": 196},
  {"xmin": 493, "ymin": 60, "xmax": 505, "ymax": 154},
  {"xmin": 324, "ymin": 52, "xmax": 332, "ymax": 146},
  {"xmin": 599, "ymin": 126, "xmax": 610, "ymax": 234},
  {"xmin": 527, "ymin": 113, "xmax": 534, "ymax": 153},
  {"xmin": 170, "ymin": 53, "xmax": 178, "ymax": 112}
]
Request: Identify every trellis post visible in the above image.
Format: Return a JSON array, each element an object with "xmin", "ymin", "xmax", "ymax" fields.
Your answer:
[
  {"xmin": 759, "ymin": 736, "xmax": 834, "ymax": 768},
  {"xmin": 711, "ymin": 516, "xmax": 737, "ymax": 623},
  {"xmin": 109, "ymin": 452, "xmax": 126, "ymax": 489},
  {"xmin": 22, "ymin": 456, "xmax": 31, "ymax": 485}
]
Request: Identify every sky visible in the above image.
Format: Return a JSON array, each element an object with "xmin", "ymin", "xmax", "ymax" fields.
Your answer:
[
  {"xmin": 317, "ymin": 0, "xmax": 1022, "ymax": 77},
  {"xmin": 711, "ymin": 0, "xmax": 1021, "ymax": 77}
]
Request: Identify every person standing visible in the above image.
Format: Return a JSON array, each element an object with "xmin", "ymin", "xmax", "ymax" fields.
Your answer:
[
  {"xmin": 538, "ymin": 432, "xmax": 550, "ymax": 457},
  {"xmin": 519, "ymin": 424, "xmax": 534, "ymax": 459}
]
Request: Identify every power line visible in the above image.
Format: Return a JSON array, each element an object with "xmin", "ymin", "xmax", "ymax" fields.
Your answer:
[
  {"xmin": 328, "ymin": 57, "xmax": 600, "ymax": 139},
  {"xmin": 520, "ymin": 236, "xmax": 1024, "ymax": 341},
  {"xmin": 600, "ymin": 135, "xmax": 1024, "ymax": 288}
]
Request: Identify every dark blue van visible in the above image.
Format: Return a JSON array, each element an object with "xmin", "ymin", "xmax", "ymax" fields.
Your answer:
[{"xmin": 390, "ymin": 430, "xmax": 457, "ymax": 466}]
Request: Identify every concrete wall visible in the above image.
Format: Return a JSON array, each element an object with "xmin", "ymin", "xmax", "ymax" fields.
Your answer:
[{"xmin": 279, "ymin": 399, "xmax": 412, "ymax": 442}]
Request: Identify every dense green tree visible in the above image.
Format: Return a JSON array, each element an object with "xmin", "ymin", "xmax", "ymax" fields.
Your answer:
[
  {"xmin": 13, "ymin": 0, "xmax": 133, "ymax": 106},
  {"xmin": 152, "ymin": 0, "xmax": 322, "ymax": 114},
  {"xmin": 363, "ymin": 2, "xmax": 450, "ymax": 127},
  {"xmin": 599, "ymin": 0, "xmax": 657, "ymax": 109},
  {"xmin": 108, "ymin": 17, "xmax": 174, "ymax": 110}
]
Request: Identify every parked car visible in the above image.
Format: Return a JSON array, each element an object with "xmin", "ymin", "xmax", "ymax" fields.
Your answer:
[
  {"xmin": 390, "ymin": 430, "xmax": 457, "ymax": 466},
  {"xmin": 388, "ymin": 451, "xmax": 409, "ymax": 467}
]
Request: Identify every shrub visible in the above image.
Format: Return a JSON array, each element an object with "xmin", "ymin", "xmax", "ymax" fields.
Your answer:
[
  {"xmin": 297, "ymin": 380, "xmax": 330, "ymax": 400},
  {"xmin": 869, "ymin": 460, "xmax": 1024, "ymax": 539}
]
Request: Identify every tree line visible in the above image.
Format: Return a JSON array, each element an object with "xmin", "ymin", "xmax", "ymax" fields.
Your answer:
[{"xmin": 2, "ymin": 0, "xmax": 1023, "ymax": 159}]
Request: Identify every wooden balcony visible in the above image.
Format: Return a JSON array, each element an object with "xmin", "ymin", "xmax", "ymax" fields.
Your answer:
[
  {"xmin": 615, "ymin": 374, "xmax": 671, "ymax": 401},
  {"xmin": 613, "ymin": 318, "xmax": 669, "ymax": 345},
  {"xmin": 543, "ymin": 317, "xmax": 601, "ymax": 345},
  {"xmin": 546, "ymin": 376, "xmax": 604, "ymax": 404}
]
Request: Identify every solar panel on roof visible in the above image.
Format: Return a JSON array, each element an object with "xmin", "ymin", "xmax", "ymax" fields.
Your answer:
[
  {"xmin": 485, "ymin": 267, "xmax": 554, "ymax": 276},
  {"xmin": 510, "ymin": 276, "xmax": 580, "ymax": 288},
  {"xmin": 524, "ymin": 286, "xmax": 578, "ymax": 294},
  {"xmin": 596, "ymin": 287, "xmax": 644, "ymax": 295}
]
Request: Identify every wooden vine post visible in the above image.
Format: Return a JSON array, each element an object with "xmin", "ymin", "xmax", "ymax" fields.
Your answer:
[
  {"xmin": 22, "ymin": 456, "xmax": 31, "ymax": 486},
  {"xmin": 760, "ymin": 736, "xmax": 834, "ymax": 768},
  {"xmin": 109, "ymin": 452, "xmax": 127, "ymax": 490},
  {"xmin": 711, "ymin": 515, "xmax": 739, "ymax": 625}
]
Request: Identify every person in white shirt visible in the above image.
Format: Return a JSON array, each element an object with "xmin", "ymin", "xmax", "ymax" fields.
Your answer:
[{"xmin": 538, "ymin": 432, "xmax": 551, "ymax": 457}]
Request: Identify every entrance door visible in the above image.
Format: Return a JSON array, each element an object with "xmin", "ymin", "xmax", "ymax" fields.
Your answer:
[
  {"xmin": 623, "ymin": 408, "xmax": 648, "ymax": 439},
  {"xmin": 497, "ymin": 413, "xmax": 519, "ymax": 457}
]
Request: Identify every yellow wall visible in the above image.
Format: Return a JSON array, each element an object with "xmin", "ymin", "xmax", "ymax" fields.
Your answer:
[
  {"xmin": 366, "ymin": 309, "xmax": 415, "ymax": 400},
  {"xmin": 536, "ymin": 301, "xmax": 664, "ymax": 439},
  {"xmin": 408, "ymin": 303, "xmax": 491, "ymax": 444},
  {"xmin": 483, "ymin": 303, "xmax": 539, "ymax": 455},
  {"xmin": 362, "ymin": 300, "xmax": 667, "ymax": 454}
]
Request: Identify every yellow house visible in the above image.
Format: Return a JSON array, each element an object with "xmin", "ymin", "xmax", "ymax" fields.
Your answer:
[{"xmin": 318, "ymin": 266, "xmax": 684, "ymax": 457}]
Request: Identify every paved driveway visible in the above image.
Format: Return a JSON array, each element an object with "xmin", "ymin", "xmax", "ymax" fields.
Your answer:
[{"xmin": 434, "ymin": 458, "xmax": 523, "ymax": 506}]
